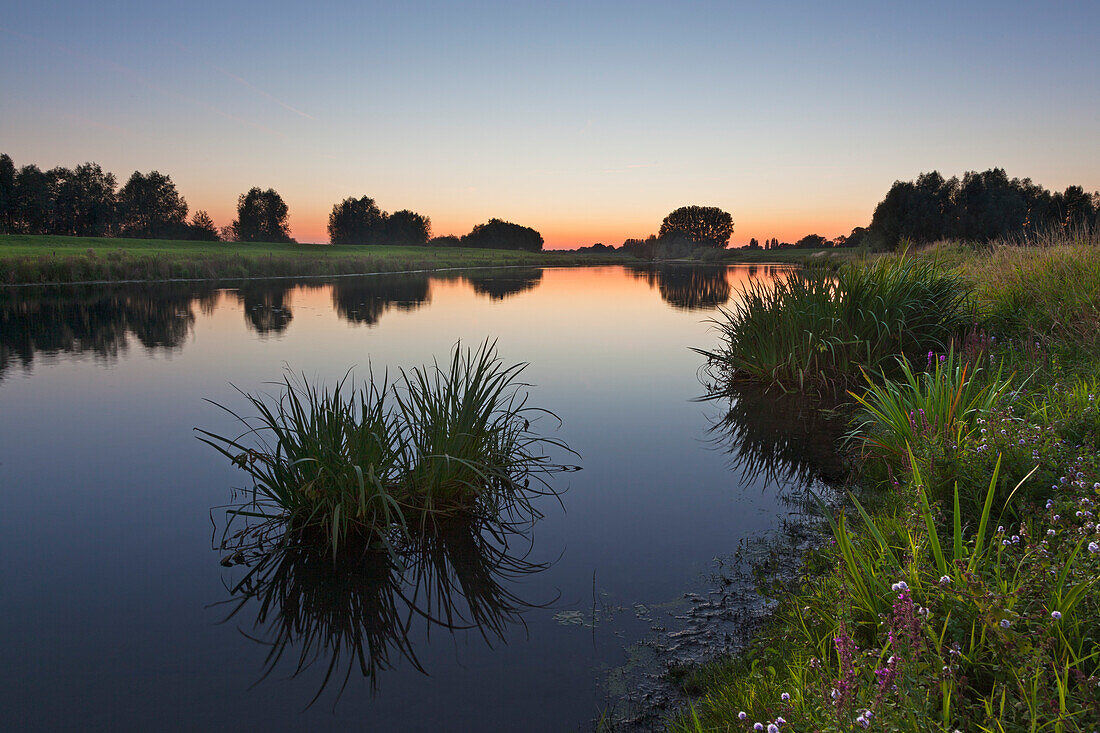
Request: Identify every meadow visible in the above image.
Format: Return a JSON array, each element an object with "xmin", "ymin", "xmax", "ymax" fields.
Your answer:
[
  {"xmin": 678, "ymin": 239, "xmax": 1100, "ymax": 731},
  {"xmin": 0, "ymin": 234, "xmax": 619, "ymax": 284}
]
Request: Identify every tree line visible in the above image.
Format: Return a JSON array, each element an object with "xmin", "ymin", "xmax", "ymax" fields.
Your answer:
[
  {"xmin": 864, "ymin": 168, "xmax": 1098, "ymax": 248},
  {"xmin": 0, "ymin": 153, "xmax": 545, "ymax": 250}
]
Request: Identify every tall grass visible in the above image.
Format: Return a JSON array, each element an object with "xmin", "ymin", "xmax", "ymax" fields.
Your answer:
[
  {"xmin": 676, "ymin": 242, "xmax": 1100, "ymax": 731},
  {"xmin": 199, "ymin": 340, "xmax": 574, "ymax": 555},
  {"xmin": 702, "ymin": 254, "xmax": 973, "ymax": 394}
]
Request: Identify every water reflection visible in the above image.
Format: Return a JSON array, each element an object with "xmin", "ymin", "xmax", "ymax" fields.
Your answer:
[
  {"xmin": 235, "ymin": 282, "xmax": 303, "ymax": 336},
  {"xmin": 702, "ymin": 382, "xmax": 849, "ymax": 490},
  {"xmin": 463, "ymin": 269, "xmax": 544, "ymax": 301},
  {"xmin": 0, "ymin": 265, "xmax": 784, "ymax": 381},
  {"xmin": 216, "ymin": 518, "xmax": 549, "ymax": 704},
  {"xmin": 627, "ymin": 265, "xmax": 731, "ymax": 310},
  {"xmin": 331, "ymin": 275, "xmax": 431, "ymax": 326},
  {"xmin": 0, "ymin": 284, "xmax": 214, "ymax": 378}
]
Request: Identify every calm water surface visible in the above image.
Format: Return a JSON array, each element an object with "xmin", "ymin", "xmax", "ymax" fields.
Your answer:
[{"xmin": 0, "ymin": 264, "xmax": 828, "ymax": 731}]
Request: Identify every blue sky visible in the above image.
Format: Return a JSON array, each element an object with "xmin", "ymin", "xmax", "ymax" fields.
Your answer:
[{"xmin": 2, "ymin": 0, "xmax": 1098, "ymax": 245}]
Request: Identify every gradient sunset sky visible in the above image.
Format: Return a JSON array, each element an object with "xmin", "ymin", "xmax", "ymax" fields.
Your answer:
[{"xmin": 2, "ymin": 0, "xmax": 1098, "ymax": 248}]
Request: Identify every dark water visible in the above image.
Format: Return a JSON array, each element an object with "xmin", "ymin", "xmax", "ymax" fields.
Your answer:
[{"xmin": 0, "ymin": 264, "xmax": 836, "ymax": 731}]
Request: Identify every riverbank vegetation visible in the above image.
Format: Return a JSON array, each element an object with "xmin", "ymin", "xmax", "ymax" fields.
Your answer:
[
  {"xmin": 199, "ymin": 341, "xmax": 574, "ymax": 557},
  {"xmin": 678, "ymin": 240, "xmax": 1100, "ymax": 731}
]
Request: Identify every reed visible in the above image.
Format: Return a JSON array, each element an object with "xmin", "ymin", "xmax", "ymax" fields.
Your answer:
[
  {"xmin": 199, "ymin": 340, "xmax": 573, "ymax": 555},
  {"xmin": 702, "ymin": 254, "xmax": 973, "ymax": 394}
]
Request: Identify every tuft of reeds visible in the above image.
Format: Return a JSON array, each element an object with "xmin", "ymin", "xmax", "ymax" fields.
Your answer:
[
  {"xmin": 848, "ymin": 350, "xmax": 1011, "ymax": 471},
  {"xmin": 198, "ymin": 340, "xmax": 574, "ymax": 555},
  {"xmin": 701, "ymin": 254, "xmax": 973, "ymax": 394}
]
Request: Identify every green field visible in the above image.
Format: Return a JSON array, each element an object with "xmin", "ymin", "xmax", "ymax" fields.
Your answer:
[{"xmin": 0, "ymin": 234, "xmax": 624, "ymax": 284}]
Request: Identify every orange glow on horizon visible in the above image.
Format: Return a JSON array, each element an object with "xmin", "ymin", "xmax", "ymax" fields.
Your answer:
[{"xmin": 195, "ymin": 201, "xmax": 867, "ymax": 251}]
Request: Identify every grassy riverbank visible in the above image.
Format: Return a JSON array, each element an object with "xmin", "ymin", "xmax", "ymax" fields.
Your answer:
[
  {"xmin": 0, "ymin": 234, "xmax": 619, "ymax": 284},
  {"xmin": 678, "ymin": 243, "xmax": 1100, "ymax": 731}
]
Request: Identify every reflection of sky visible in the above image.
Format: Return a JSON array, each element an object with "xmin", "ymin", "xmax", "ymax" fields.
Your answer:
[
  {"xmin": 2, "ymin": 1, "xmax": 1098, "ymax": 247},
  {"xmin": 0, "ymin": 265, "xmax": 820, "ymax": 728}
]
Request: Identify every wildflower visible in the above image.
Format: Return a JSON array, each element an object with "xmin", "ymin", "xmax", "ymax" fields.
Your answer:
[
  {"xmin": 891, "ymin": 581, "xmax": 909, "ymax": 592},
  {"xmin": 1089, "ymin": 542, "xmax": 1099, "ymax": 553},
  {"xmin": 1047, "ymin": 529, "xmax": 1056, "ymax": 536},
  {"xmin": 856, "ymin": 715, "xmax": 870, "ymax": 728},
  {"xmin": 939, "ymin": 574, "xmax": 951, "ymax": 584},
  {"xmin": 767, "ymin": 724, "xmax": 779, "ymax": 733},
  {"xmin": 1011, "ymin": 535, "xmax": 1020, "ymax": 543},
  {"xmin": 1047, "ymin": 499, "xmax": 1054, "ymax": 509},
  {"xmin": 997, "ymin": 525, "xmax": 1005, "ymax": 533},
  {"xmin": 1052, "ymin": 611, "xmax": 1062, "ymax": 620},
  {"xmin": 1000, "ymin": 619, "xmax": 1011, "ymax": 628},
  {"xmin": 776, "ymin": 717, "xmax": 786, "ymax": 725},
  {"xmin": 738, "ymin": 712, "xmax": 747, "ymax": 721},
  {"xmin": 754, "ymin": 724, "xmax": 764, "ymax": 732},
  {"xmin": 780, "ymin": 692, "xmax": 790, "ymax": 701}
]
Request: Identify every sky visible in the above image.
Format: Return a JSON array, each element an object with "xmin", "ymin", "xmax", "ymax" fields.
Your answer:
[{"xmin": 2, "ymin": 0, "xmax": 1098, "ymax": 248}]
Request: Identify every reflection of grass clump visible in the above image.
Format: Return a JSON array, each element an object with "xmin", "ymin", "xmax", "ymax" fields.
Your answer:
[
  {"xmin": 199, "ymin": 340, "xmax": 573, "ymax": 555},
  {"xmin": 218, "ymin": 516, "xmax": 548, "ymax": 704}
]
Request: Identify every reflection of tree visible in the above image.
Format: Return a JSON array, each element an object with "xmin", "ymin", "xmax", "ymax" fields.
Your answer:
[
  {"xmin": 234, "ymin": 282, "xmax": 296, "ymax": 336},
  {"xmin": 331, "ymin": 274, "xmax": 430, "ymax": 326},
  {"xmin": 463, "ymin": 269, "xmax": 544, "ymax": 301},
  {"xmin": 0, "ymin": 284, "xmax": 213, "ymax": 379},
  {"xmin": 216, "ymin": 517, "xmax": 548, "ymax": 704},
  {"xmin": 628, "ymin": 265, "xmax": 731, "ymax": 310},
  {"xmin": 701, "ymin": 382, "xmax": 849, "ymax": 491}
]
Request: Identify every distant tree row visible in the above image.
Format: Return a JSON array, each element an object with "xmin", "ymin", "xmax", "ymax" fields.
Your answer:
[
  {"xmin": 0, "ymin": 154, "xmax": 221, "ymax": 240},
  {"xmin": 867, "ymin": 168, "xmax": 1099, "ymax": 248},
  {"xmin": 328, "ymin": 196, "xmax": 431, "ymax": 246}
]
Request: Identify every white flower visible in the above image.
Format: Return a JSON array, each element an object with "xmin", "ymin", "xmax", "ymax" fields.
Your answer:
[
  {"xmin": 1051, "ymin": 610, "xmax": 1062, "ymax": 620},
  {"xmin": 939, "ymin": 574, "xmax": 951, "ymax": 584},
  {"xmin": 891, "ymin": 581, "xmax": 909, "ymax": 592}
]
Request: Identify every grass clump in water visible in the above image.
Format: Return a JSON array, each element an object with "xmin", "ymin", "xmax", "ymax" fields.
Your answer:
[
  {"xmin": 702, "ymin": 254, "xmax": 973, "ymax": 394},
  {"xmin": 199, "ymin": 340, "xmax": 574, "ymax": 555}
]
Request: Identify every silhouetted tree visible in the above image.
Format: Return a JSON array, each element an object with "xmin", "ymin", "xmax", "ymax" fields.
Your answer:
[
  {"xmin": 795, "ymin": 234, "xmax": 829, "ymax": 248},
  {"xmin": 232, "ymin": 187, "xmax": 292, "ymax": 242},
  {"xmin": 328, "ymin": 196, "xmax": 386, "ymax": 245},
  {"xmin": 0, "ymin": 154, "xmax": 14, "ymax": 233},
  {"xmin": 461, "ymin": 219, "xmax": 543, "ymax": 251},
  {"xmin": 11, "ymin": 165, "xmax": 54, "ymax": 234},
  {"xmin": 658, "ymin": 205, "xmax": 734, "ymax": 248},
  {"xmin": 189, "ymin": 210, "xmax": 220, "ymax": 241},
  {"xmin": 1052, "ymin": 185, "xmax": 1097, "ymax": 232},
  {"xmin": 840, "ymin": 226, "xmax": 869, "ymax": 248},
  {"xmin": 953, "ymin": 168, "xmax": 1028, "ymax": 242},
  {"xmin": 427, "ymin": 235, "xmax": 461, "ymax": 247},
  {"xmin": 117, "ymin": 170, "xmax": 188, "ymax": 239},
  {"xmin": 383, "ymin": 209, "xmax": 431, "ymax": 246},
  {"xmin": 746, "ymin": 237, "xmax": 760, "ymax": 249},
  {"xmin": 50, "ymin": 163, "xmax": 117, "ymax": 236},
  {"xmin": 866, "ymin": 168, "xmax": 1098, "ymax": 248}
]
